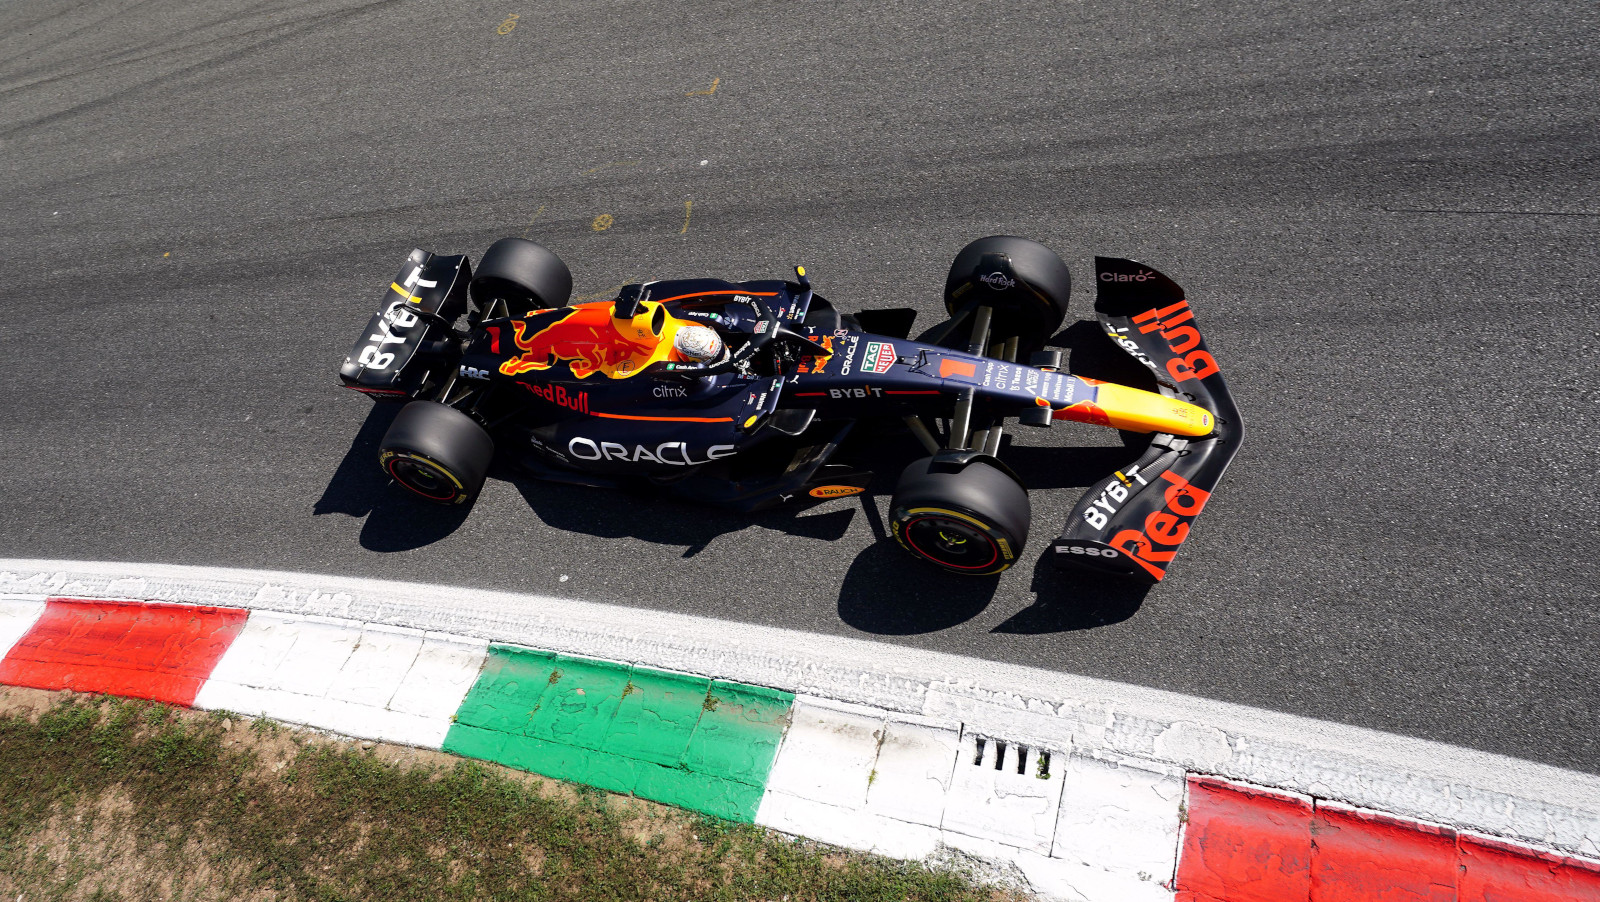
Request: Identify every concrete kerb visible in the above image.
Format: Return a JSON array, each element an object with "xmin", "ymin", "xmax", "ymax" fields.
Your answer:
[{"xmin": 2, "ymin": 559, "xmax": 1598, "ymax": 894}]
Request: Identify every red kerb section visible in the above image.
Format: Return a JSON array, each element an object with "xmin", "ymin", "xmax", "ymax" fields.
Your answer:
[
  {"xmin": 1176, "ymin": 776, "xmax": 1600, "ymax": 902},
  {"xmin": 1176, "ymin": 776, "xmax": 1313, "ymax": 902},
  {"xmin": 0, "ymin": 599, "xmax": 248, "ymax": 706},
  {"xmin": 1311, "ymin": 804, "xmax": 1454, "ymax": 902},
  {"xmin": 1459, "ymin": 833, "xmax": 1600, "ymax": 902}
]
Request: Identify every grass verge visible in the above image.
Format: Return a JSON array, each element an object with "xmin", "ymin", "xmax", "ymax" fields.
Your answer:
[{"xmin": 0, "ymin": 687, "xmax": 1021, "ymax": 902}]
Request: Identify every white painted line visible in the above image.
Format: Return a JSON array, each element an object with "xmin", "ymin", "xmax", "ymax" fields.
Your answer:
[{"xmin": 0, "ymin": 596, "xmax": 47, "ymax": 660}]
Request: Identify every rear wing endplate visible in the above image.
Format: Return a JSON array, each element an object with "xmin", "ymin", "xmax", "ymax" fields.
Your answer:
[
  {"xmin": 338, "ymin": 249, "xmax": 472, "ymax": 397},
  {"xmin": 1052, "ymin": 257, "xmax": 1245, "ymax": 582}
]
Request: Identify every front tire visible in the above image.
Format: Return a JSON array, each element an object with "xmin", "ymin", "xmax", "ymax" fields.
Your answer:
[
  {"xmin": 889, "ymin": 458, "xmax": 1030, "ymax": 576},
  {"xmin": 944, "ymin": 235, "xmax": 1072, "ymax": 353},
  {"xmin": 378, "ymin": 401, "xmax": 495, "ymax": 505}
]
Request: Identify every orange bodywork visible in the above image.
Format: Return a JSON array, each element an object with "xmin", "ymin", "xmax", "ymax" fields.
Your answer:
[
  {"xmin": 498, "ymin": 301, "xmax": 691, "ymax": 379},
  {"xmin": 1053, "ymin": 382, "xmax": 1214, "ymax": 436}
]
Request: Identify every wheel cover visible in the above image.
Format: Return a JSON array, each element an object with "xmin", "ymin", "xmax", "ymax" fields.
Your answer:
[
  {"xmin": 902, "ymin": 514, "xmax": 1001, "ymax": 571},
  {"xmin": 384, "ymin": 453, "xmax": 464, "ymax": 502}
]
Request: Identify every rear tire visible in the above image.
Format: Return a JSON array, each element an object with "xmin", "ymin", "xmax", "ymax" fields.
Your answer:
[
  {"xmin": 378, "ymin": 401, "xmax": 495, "ymax": 505},
  {"xmin": 471, "ymin": 238, "xmax": 572, "ymax": 314},
  {"xmin": 889, "ymin": 457, "xmax": 1030, "ymax": 576},
  {"xmin": 943, "ymin": 236, "xmax": 1071, "ymax": 353}
]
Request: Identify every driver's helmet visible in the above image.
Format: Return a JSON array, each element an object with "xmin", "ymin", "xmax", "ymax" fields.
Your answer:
[{"xmin": 673, "ymin": 324, "xmax": 723, "ymax": 362}]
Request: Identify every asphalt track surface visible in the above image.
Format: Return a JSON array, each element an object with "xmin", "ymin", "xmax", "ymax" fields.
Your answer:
[{"xmin": 1, "ymin": 0, "xmax": 1597, "ymax": 772}]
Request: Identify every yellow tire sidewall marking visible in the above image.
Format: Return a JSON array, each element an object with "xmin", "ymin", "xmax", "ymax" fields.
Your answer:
[{"xmin": 380, "ymin": 450, "xmax": 466, "ymax": 493}]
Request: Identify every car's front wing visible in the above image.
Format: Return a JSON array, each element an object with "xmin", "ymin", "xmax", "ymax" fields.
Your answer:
[{"xmin": 1052, "ymin": 257, "xmax": 1246, "ymax": 583}]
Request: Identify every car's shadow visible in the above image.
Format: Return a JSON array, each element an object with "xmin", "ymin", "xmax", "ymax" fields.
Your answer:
[
  {"xmin": 989, "ymin": 554, "xmax": 1151, "ymax": 633},
  {"xmin": 503, "ymin": 474, "xmax": 858, "ymax": 556},
  {"xmin": 315, "ymin": 320, "xmax": 1156, "ymax": 628},
  {"xmin": 313, "ymin": 402, "xmax": 474, "ymax": 552}
]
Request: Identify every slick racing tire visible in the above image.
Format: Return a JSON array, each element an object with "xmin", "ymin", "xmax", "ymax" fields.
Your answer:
[
  {"xmin": 889, "ymin": 457, "xmax": 1030, "ymax": 576},
  {"xmin": 944, "ymin": 236, "xmax": 1071, "ymax": 353},
  {"xmin": 378, "ymin": 401, "xmax": 495, "ymax": 505},
  {"xmin": 470, "ymin": 238, "xmax": 573, "ymax": 314}
]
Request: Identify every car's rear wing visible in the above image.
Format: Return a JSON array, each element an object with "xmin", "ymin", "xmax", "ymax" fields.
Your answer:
[
  {"xmin": 339, "ymin": 249, "xmax": 472, "ymax": 398},
  {"xmin": 1052, "ymin": 257, "xmax": 1245, "ymax": 582}
]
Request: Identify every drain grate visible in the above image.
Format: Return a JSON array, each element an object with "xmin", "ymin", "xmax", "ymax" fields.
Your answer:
[{"xmin": 968, "ymin": 734, "xmax": 1053, "ymax": 779}]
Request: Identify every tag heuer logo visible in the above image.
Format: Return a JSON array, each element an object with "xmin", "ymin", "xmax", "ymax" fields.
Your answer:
[{"xmin": 863, "ymin": 341, "xmax": 895, "ymax": 374}]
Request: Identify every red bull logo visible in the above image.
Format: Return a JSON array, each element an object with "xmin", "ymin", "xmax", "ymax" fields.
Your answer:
[
  {"xmin": 521, "ymin": 382, "xmax": 589, "ymax": 413},
  {"xmin": 796, "ymin": 335, "xmax": 835, "ymax": 374},
  {"xmin": 1052, "ymin": 399, "xmax": 1112, "ymax": 427},
  {"xmin": 499, "ymin": 305, "xmax": 658, "ymax": 379}
]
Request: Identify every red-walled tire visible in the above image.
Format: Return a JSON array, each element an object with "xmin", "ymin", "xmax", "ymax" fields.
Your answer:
[
  {"xmin": 377, "ymin": 401, "xmax": 494, "ymax": 505},
  {"xmin": 890, "ymin": 457, "xmax": 1030, "ymax": 576}
]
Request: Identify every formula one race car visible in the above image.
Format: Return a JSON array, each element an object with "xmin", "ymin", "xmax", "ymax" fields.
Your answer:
[{"xmin": 338, "ymin": 236, "xmax": 1242, "ymax": 582}]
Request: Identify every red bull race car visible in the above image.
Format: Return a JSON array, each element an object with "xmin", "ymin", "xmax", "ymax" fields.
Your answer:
[{"xmin": 338, "ymin": 236, "xmax": 1242, "ymax": 582}]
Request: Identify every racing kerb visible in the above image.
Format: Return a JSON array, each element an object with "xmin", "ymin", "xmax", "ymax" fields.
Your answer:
[{"xmin": 0, "ymin": 560, "xmax": 1596, "ymax": 902}]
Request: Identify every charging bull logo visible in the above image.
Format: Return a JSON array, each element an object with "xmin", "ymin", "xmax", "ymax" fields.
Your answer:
[
  {"xmin": 1051, "ymin": 399, "xmax": 1112, "ymax": 427},
  {"xmin": 795, "ymin": 335, "xmax": 835, "ymax": 374},
  {"xmin": 499, "ymin": 307, "xmax": 657, "ymax": 379}
]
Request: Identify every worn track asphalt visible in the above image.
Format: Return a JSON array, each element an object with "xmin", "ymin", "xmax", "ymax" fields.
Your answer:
[{"xmin": 1, "ymin": 0, "xmax": 1596, "ymax": 771}]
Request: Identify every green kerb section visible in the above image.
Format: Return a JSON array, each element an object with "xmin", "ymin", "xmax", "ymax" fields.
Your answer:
[{"xmin": 442, "ymin": 645, "xmax": 794, "ymax": 822}]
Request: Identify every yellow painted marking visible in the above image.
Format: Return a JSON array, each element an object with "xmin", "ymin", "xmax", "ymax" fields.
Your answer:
[
  {"xmin": 743, "ymin": 415, "xmax": 758, "ymax": 428},
  {"xmin": 591, "ymin": 213, "xmax": 614, "ymax": 232},
  {"xmin": 796, "ymin": 265, "xmax": 805, "ymax": 277},
  {"xmin": 583, "ymin": 160, "xmax": 640, "ymax": 175},
  {"xmin": 496, "ymin": 13, "xmax": 519, "ymax": 35},
  {"xmin": 680, "ymin": 200, "xmax": 693, "ymax": 235},
  {"xmin": 685, "ymin": 77, "xmax": 721, "ymax": 97},
  {"xmin": 162, "ymin": 252, "xmax": 170, "ymax": 258},
  {"xmin": 572, "ymin": 276, "xmax": 638, "ymax": 302},
  {"xmin": 520, "ymin": 203, "xmax": 546, "ymax": 239},
  {"xmin": 390, "ymin": 282, "xmax": 422, "ymax": 303}
]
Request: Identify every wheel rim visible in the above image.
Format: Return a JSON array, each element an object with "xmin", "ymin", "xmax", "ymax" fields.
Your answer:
[
  {"xmin": 903, "ymin": 515, "xmax": 1001, "ymax": 571},
  {"xmin": 387, "ymin": 456, "xmax": 461, "ymax": 502}
]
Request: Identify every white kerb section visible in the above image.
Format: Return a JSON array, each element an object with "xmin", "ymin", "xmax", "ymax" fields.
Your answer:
[
  {"xmin": 0, "ymin": 596, "xmax": 47, "ymax": 660},
  {"xmin": 943, "ymin": 728, "xmax": 1066, "ymax": 855},
  {"xmin": 757, "ymin": 696, "xmax": 1182, "ymax": 900},
  {"xmin": 1053, "ymin": 753, "xmax": 1185, "ymax": 883},
  {"xmin": 193, "ymin": 611, "xmax": 487, "ymax": 749}
]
